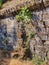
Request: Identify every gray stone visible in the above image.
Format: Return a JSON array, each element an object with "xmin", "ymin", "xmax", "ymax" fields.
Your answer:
[
  {"xmin": 44, "ymin": 41, "xmax": 49, "ymax": 45},
  {"xmin": 44, "ymin": 0, "xmax": 49, "ymax": 7},
  {"xmin": 47, "ymin": 51, "xmax": 49, "ymax": 59},
  {"xmin": 33, "ymin": 10, "xmax": 42, "ymax": 21},
  {"xmin": 43, "ymin": 8, "xmax": 49, "ymax": 22},
  {"xmin": 34, "ymin": 34, "xmax": 42, "ymax": 45},
  {"xmin": 44, "ymin": 41, "xmax": 49, "ymax": 51},
  {"xmin": 35, "ymin": 0, "xmax": 42, "ymax": 4},
  {"xmin": 39, "ymin": 34, "xmax": 48, "ymax": 40},
  {"xmin": 38, "ymin": 22, "xmax": 44, "ymax": 28},
  {"xmin": 47, "ymin": 34, "xmax": 49, "ymax": 40},
  {"xmin": 40, "ymin": 27, "xmax": 46, "ymax": 34},
  {"xmin": 46, "ymin": 27, "xmax": 49, "ymax": 34},
  {"xmin": 35, "ymin": 45, "xmax": 46, "ymax": 59},
  {"xmin": 35, "ymin": 45, "xmax": 42, "ymax": 55},
  {"xmin": 30, "ymin": 38, "xmax": 36, "ymax": 53},
  {"xmin": 45, "ymin": 21, "xmax": 49, "ymax": 27}
]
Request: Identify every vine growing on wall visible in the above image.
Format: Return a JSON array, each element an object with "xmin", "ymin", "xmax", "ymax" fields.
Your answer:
[{"xmin": 16, "ymin": 6, "xmax": 32, "ymax": 23}]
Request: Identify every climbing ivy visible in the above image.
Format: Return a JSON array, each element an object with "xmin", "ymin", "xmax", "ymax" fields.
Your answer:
[{"xmin": 16, "ymin": 6, "xmax": 32, "ymax": 23}]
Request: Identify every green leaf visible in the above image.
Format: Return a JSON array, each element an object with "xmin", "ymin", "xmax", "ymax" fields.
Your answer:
[
  {"xmin": 16, "ymin": 6, "xmax": 32, "ymax": 23},
  {"xmin": 29, "ymin": 32, "xmax": 35, "ymax": 38},
  {"xmin": 0, "ymin": 0, "xmax": 2, "ymax": 9}
]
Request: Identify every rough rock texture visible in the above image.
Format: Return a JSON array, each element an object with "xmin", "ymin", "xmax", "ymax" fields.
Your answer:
[
  {"xmin": 0, "ymin": 0, "xmax": 49, "ymax": 63},
  {"xmin": 0, "ymin": 7, "xmax": 49, "ymax": 60},
  {"xmin": 0, "ymin": 0, "xmax": 49, "ymax": 16}
]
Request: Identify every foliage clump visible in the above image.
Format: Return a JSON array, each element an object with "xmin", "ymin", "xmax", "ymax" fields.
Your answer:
[
  {"xmin": 32, "ymin": 56, "xmax": 47, "ymax": 65},
  {"xmin": 0, "ymin": 0, "xmax": 2, "ymax": 9},
  {"xmin": 16, "ymin": 6, "xmax": 32, "ymax": 23},
  {"xmin": 29, "ymin": 31, "xmax": 35, "ymax": 38}
]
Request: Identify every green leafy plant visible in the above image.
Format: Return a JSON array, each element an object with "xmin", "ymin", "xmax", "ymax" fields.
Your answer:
[
  {"xmin": 0, "ymin": 0, "xmax": 2, "ymax": 9},
  {"xmin": 32, "ymin": 56, "xmax": 44, "ymax": 65},
  {"xmin": 16, "ymin": 6, "xmax": 32, "ymax": 23},
  {"xmin": 32, "ymin": 55, "xmax": 48, "ymax": 65},
  {"xmin": 29, "ymin": 31, "xmax": 35, "ymax": 38}
]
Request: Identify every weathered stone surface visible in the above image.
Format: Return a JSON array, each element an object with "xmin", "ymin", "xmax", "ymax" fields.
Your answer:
[
  {"xmin": 0, "ymin": 0, "xmax": 49, "ymax": 16},
  {"xmin": 47, "ymin": 34, "xmax": 49, "ymax": 40},
  {"xmin": 44, "ymin": 0, "xmax": 49, "ymax": 7},
  {"xmin": 39, "ymin": 34, "xmax": 48, "ymax": 40},
  {"xmin": 43, "ymin": 8, "xmax": 49, "ymax": 22},
  {"xmin": 46, "ymin": 27, "xmax": 49, "ymax": 33},
  {"xmin": 0, "ymin": 0, "xmax": 49, "ymax": 61},
  {"xmin": 0, "ymin": 17, "xmax": 23, "ymax": 50},
  {"xmin": 38, "ymin": 22, "xmax": 44, "ymax": 28},
  {"xmin": 44, "ymin": 41, "xmax": 49, "ymax": 53},
  {"xmin": 35, "ymin": 0, "xmax": 42, "ymax": 4},
  {"xmin": 30, "ymin": 38, "xmax": 36, "ymax": 53},
  {"xmin": 47, "ymin": 51, "xmax": 49, "ymax": 59},
  {"xmin": 34, "ymin": 34, "xmax": 42, "ymax": 45}
]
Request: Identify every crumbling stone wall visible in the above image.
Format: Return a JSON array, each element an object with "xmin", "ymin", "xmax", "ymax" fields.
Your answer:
[
  {"xmin": 0, "ymin": 0, "xmax": 49, "ymax": 61},
  {"xmin": 0, "ymin": 7, "xmax": 49, "ymax": 60}
]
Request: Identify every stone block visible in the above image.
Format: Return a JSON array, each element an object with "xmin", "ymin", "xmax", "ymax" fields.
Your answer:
[
  {"xmin": 17, "ymin": 38, "xmax": 23, "ymax": 46},
  {"xmin": 17, "ymin": 30, "xmax": 22, "ymax": 38},
  {"xmin": 35, "ymin": 45, "xmax": 42, "ymax": 52},
  {"xmin": 36, "ymin": 26, "xmax": 41, "ymax": 33},
  {"xmin": 36, "ymin": 27, "xmax": 47, "ymax": 34},
  {"xmin": 46, "ymin": 27, "xmax": 49, "ymax": 34},
  {"xmin": 30, "ymin": 39, "xmax": 36, "ymax": 53},
  {"xmin": 44, "ymin": 41, "xmax": 49, "ymax": 45},
  {"xmin": 39, "ymin": 34, "xmax": 48, "ymax": 40},
  {"xmin": 38, "ymin": 22, "xmax": 44, "ymax": 28},
  {"xmin": 47, "ymin": 34, "xmax": 49, "ymax": 40},
  {"xmin": 45, "ymin": 21, "xmax": 49, "ymax": 27},
  {"xmin": 34, "ymin": 34, "xmax": 42, "ymax": 45},
  {"xmin": 44, "ymin": 0, "xmax": 49, "ymax": 7},
  {"xmin": 44, "ymin": 41, "xmax": 49, "ymax": 51},
  {"xmin": 33, "ymin": 10, "xmax": 42, "ymax": 21},
  {"xmin": 35, "ymin": 0, "xmax": 42, "ymax": 4},
  {"xmin": 35, "ymin": 45, "xmax": 46, "ymax": 57},
  {"xmin": 41, "ymin": 27, "xmax": 47, "ymax": 34},
  {"xmin": 47, "ymin": 51, "xmax": 49, "ymax": 59},
  {"xmin": 43, "ymin": 9, "xmax": 49, "ymax": 22}
]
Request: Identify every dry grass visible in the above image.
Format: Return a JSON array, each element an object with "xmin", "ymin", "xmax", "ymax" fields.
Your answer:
[
  {"xmin": 9, "ymin": 59, "xmax": 33, "ymax": 65},
  {"xmin": 0, "ymin": 58, "xmax": 33, "ymax": 65}
]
